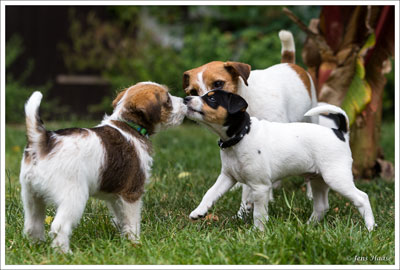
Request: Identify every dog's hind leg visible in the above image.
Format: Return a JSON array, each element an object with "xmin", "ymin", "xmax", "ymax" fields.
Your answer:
[
  {"xmin": 307, "ymin": 176, "xmax": 329, "ymax": 223},
  {"xmin": 50, "ymin": 187, "xmax": 88, "ymax": 253},
  {"xmin": 21, "ymin": 182, "xmax": 46, "ymax": 241},
  {"xmin": 321, "ymin": 170, "xmax": 375, "ymax": 231},
  {"xmin": 237, "ymin": 184, "xmax": 253, "ymax": 219},
  {"xmin": 237, "ymin": 180, "xmax": 280, "ymax": 219},
  {"xmin": 305, "ymin": 180, "xmax": 314, "ymax": 200},
  {"xmin": 107, "ymin": 196, "xmax": 142, "ymax": 243}
]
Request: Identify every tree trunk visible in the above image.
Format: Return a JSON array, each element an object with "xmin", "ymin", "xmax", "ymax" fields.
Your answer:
[
  {"xmin": 288, "ymin": 6, "xmax": 394, "ymax": 179},
  {"xmin": 351, "ymin": 6, "xmax": 394, "ymax": 178}
]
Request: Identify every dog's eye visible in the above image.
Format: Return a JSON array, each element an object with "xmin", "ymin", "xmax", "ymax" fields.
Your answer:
[
  {"xmin": 212, "ymin": 80, "xmax": 225, "ymax": 89},
  {"xmin": 190, "ymin": 89, "xmax": 198, "ymax": 96},
  {"xmin": 208, "ymin": 96, "xmax": 216, "ymax": 102}
]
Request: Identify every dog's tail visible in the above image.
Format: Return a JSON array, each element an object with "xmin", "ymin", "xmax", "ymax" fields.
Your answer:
[
  {"xmin": 279, "ymin": 30, "xmax": 295, "ymax": 64},
  {"xmin": 25, "ymin": 91, "xmax": 47, "ymax": 147},
  {"xmin": 304, "ymin": 104, "xmax": 350, "ymax": 142}
]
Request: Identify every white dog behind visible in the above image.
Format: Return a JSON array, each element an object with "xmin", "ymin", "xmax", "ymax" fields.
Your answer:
[{"xmin": 183, "ymin": 30, "xmax": 319, "ymax": 214}]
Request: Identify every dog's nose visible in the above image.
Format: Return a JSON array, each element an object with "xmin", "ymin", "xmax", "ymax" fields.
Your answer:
[{"xmin": 183, "ymin": 96, "xmax": 192, "ymax": 105}]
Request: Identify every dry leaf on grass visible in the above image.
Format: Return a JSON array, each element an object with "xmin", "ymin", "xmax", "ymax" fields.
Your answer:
[
  {"xmin": 178, "ymin": 172, "xmax": 191, "ymax": 179},
  {"xmin": 205, "ymin": 214, "xmax": 219, "ymax": 222}
]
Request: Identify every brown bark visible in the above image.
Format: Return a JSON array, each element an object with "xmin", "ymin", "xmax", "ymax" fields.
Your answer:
[{"xmin": 351, "ymin": 6, "xmax": 394, "ymax": 179}]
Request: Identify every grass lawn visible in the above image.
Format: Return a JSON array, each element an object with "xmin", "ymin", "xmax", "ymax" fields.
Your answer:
[{"xmin": 4, "ymin": 120, "xmax": 395, "ymax": 265}]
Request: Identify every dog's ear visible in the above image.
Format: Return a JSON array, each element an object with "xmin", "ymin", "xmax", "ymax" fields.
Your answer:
[
  {"xmin": 133, "ymin": 93, "xmax": 162, "ymax": 125},
  {"xmin": 224, "ymin": 62, "xmax": 251, "ymax": 86},
  {"xmin": 227, "ymin": 93, "xmax": 248, "ymax": 114},
  {"xmin": 112, "ymin": 88, "xmax": 127, "ymax": 108},
  {"xmin": 183, "ymin": 72, "xmax": 190, "ymax": 91}
]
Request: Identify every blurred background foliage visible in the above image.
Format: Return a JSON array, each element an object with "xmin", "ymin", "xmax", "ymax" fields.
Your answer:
[
  {"xmin": 5, "ymin": 6, "xmax": 394, "ymax": 122},
  {"xmin": 58, "ymin": 6, "xmax": 319, "ymax": 92},
  {"xmin": 6, "ymin": 35, "xmax": 56, "ymax": 122}
]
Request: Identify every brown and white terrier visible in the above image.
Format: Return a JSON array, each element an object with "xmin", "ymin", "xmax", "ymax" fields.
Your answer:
[
  {"xmin": 183, "ymin": 30, "xmax": 319, "ymax": 217},
  {"xmin": 19, "ymin": 82, "xmax": 187, "ymax": 253}
]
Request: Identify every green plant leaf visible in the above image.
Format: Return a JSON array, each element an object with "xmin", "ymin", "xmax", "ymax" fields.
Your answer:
[{"xmin": 341, "ymin": 34, "xmax": 375, "ymax": 125}]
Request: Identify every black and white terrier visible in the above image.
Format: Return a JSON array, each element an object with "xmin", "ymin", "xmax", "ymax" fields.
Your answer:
[{"xmin": 184, "ymin": 90, "xmax": 375, "ymax": 232}]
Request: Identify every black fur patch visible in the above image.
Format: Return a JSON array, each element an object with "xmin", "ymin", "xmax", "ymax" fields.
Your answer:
[
  {"xmin": 332, "ymin": 128, "xmax": 345, "ymax": 142},
  {"xmin": 321, "ymin": 113, "xmax": 348, "ymax": 132},
  {"xmin": 201, "ymin": 90, "xmax": 247, "ymax": 114},
  {"xmin": 321, "ymin": 113, "xmax": 347, "ymax": 142}
]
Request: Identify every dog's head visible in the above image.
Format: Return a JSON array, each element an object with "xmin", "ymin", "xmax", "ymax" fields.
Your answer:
[
  {"xmin": 183, "ymin": 61, "xmax": 251, "ymax": 96},
  {"xmin": 112, "ymin": 82, "xmax": 187, "ymax": 134},
  {"xmin": 184, "ymin": 90, "xmax": 248, "ymax": 138}
]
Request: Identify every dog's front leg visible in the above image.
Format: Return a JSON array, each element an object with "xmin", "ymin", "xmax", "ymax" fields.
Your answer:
[
  {"xmin": 189, "ymin": 173, "xmax": 236, "ymax": 220},
  {"xmin": 252, "ymin": 185, "xmax": 271, "ymax": 231}
]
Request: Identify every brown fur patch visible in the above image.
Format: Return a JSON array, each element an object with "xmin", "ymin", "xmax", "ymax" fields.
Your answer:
[
  {"xmin": 23, "ymin": 143, "xmax": 32, "ymax": 164},
  {"xmin": 281, "ymin": 51, "xmax": 295, "ymax": 64},
  {"xmin": 112, "ymin": 88, "xmax": 128, "ymax": 108},
  {"xmin": 115, "ymin": 83, "xmax": 172, "ymax": 135},
  {"xmin": 183, "ymin": 61, "xmax": 248, "ymax": 96},
  {"xmin": 288, "ymin": 64, "xmax": 312, "ymax": 98},
  {"xmin": 160, "ymin": 94, "xmax": 173, "ymax": 123},
  {"xmin": 93, "ymin": 125, "xmax": 151, "ymax": 203},
  {"xmin": 110, "ymin": 120, "xmax": 152, "ymax": 150},
  {"xmin": 223, "ymin": 62, "xmax": 251, "ymax": 86},
  {"xmin": 203, "ymin": 103, "xmax": 228, "ymax": 125}
]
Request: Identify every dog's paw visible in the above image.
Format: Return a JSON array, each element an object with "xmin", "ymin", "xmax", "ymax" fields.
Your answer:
[
  {"xmin": 253, "ymin": 215, "xmax": 268, "ymax": 231},
  {"xmin": 236, "ymin": 205, "xmax": 252, "ymax": 220},
  {"xmin": 189, "ymin": 207, "xmax": 207, "ymax": 220},
  {"xmin": 366, "ymin": 222, "xmax": 377, "ymax": 232},
  {"xmin": 253, "ymin": 220, "xmax": 265, "ymax": 232},
  {"xmin": 23, "ymin": 228, "xmax": 45, "ymax": 242},
  {"xmin": 51, "ymin": 239, "xmax": 72, "ymax": 254},
  {"xmin": 126, "ymin": 233, "xmax": 140, "ymax": 244}
]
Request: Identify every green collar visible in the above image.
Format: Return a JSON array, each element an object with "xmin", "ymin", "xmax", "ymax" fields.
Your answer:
[{"xmin": 121, "ymin": 119, "xmax": 149, "ymax": 137}]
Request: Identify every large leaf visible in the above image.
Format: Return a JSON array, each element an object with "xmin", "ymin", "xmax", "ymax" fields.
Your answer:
[{"xmin": 341, "ymin": 34, "xmax": 375, "ymax": 125}]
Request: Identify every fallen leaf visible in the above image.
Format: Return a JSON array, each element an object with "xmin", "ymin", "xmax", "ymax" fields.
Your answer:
[
  {"xmin": 178, "ymin": 172, "xmax": 191, "ymax": 179},
  {"xmin": 205, "ymin": 214, "xmax": 219, "ymax": 221}
]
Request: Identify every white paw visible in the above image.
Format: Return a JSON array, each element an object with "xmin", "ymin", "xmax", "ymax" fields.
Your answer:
[
  {"xmin": 51, "ymin": 239, "xmax": 72, "ymax": 254},
  {"xmin": 23, "ymin": 228, "xmax": 45, "ymax": 242},
  {"xmin": 126, "ymin": 233, "xmax": 140, "ymax": 244},
  {"xmin": 366, "ymin": 222, "xmax": 377, "ymax": 232},
  {"xmin": 236, "ymin": 204, "xmax": 252, "ymax": 219},
  {"xmin": 236, "ymin": 210, "xmax": 245, "ymax": 220},
  {"xmin": 189, "ymin": 207, "xmax": 208, "ymax": 220},
  {"xmin": 253, "ymin": 215, "xmax": 268, "ymax": 231},
  {"xmin": 254, "ymin": 219, "xmax": 265, "ymax": 232}
]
